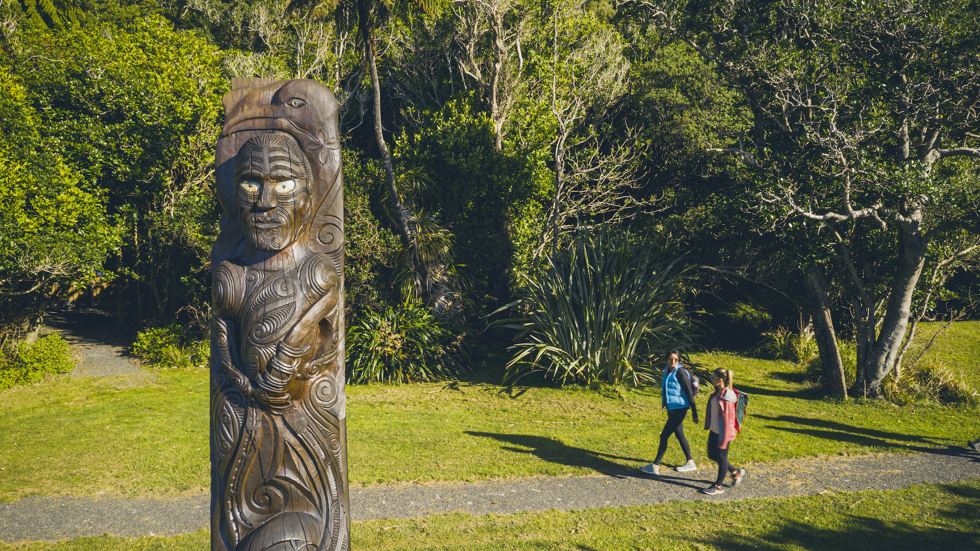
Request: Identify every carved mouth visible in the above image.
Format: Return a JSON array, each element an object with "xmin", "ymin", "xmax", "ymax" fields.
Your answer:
[{"xmin": 253, "ymin": 221, "xmax": 284, "ymax": 230}]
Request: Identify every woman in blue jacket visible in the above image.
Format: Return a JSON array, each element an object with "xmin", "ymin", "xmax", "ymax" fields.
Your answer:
[{"xmin": 641, "ymin": 349, "xmax": 699, "ymax": 475}]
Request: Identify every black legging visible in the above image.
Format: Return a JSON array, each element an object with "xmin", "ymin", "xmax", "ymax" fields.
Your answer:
[
  {"xmin": 654, "ymin": 407, "xmax": 692, "ymax": 464},
  {"xmin": 708, "ymin": 431, "xmax": 737, "ymax": 485}
]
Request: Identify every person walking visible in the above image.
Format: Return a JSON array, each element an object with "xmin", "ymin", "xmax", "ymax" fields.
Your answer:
[
  {"xmin": 641, "ymin": 349, "xmax": 699, "ymax": 475},
  {"xmin": 701, "ymin": 367, "xmax": 745, "ymax": 495}
]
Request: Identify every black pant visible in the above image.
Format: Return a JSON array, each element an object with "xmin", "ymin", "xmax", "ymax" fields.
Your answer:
[
  {"xmin": 707, "ymin": 431, "xmax": 737, "ymax": 486},
  {"xmin": 654, "ymin": 407, "xmax": 692, "ymax": 464}
]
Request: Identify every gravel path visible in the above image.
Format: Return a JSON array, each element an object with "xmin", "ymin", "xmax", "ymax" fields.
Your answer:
[
  {"xmin": 42, "ymin": 308, "xmax": 152, "ymax": 380},
  {"xmin": 2, "ymin": 449, "xmax": 978, "ymax": 543}
]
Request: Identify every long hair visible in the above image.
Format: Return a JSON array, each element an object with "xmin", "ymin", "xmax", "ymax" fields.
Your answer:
[{"xmin": 711, "ymin": 367, "xmax": 733, "ymax": 390}]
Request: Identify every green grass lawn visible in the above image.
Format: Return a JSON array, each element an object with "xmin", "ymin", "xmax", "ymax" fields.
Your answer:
[
  {"xmin": 0, "ymin": 322, "xmax": 977, "ymax": 547},
  {"xmin": 1, "ymin": 336, "xmax": 978, "ymax": 501},
  {"xmin": 904, "ymin": 319, "xmax": 980, "ymax": 384},
  {"xmin": 2, "ymin": 480, "xmax": 977, "ymax": 550}
]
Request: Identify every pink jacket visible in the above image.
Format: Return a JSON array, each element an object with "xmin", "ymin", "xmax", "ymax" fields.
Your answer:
[{"xmin": 704, "ymin": 388, "xmax": 738, "ymax": 450}]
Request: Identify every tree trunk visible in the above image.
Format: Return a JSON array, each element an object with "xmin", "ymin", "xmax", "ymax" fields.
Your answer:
[
  {"xmin": 806, "ymin": 267, "xmax": 847, "ymax": 399},
  {"xmin": 858, "ymin": 212, "xmax": 929, "ymax": 397},
  {"xmin": 358, "ymin": 0, "xmax": 413, "ymax": 247},
  {"xmin": 850, "ymin": 294, "xmax": 873, "ymax": 396},
  {"xmin": 548, "ymin": 144, "xmax": 564, "ymax": 258}
]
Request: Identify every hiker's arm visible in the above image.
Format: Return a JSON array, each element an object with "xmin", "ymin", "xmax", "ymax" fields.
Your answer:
[{"xmin": 678, "ymin": 368, "xmax": 699, "ymax": 421}]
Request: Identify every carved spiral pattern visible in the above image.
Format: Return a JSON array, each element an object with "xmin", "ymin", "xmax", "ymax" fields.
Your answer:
[
  {"xmin": 245, "ymin": 268, "xmax": 262, "ymax": 286},
  {"xmin": 248, "ymin": 480, "xmax": 287, "ymax": 516},
  {"xmin": 248, "ymin": 302, "xmax": 295, "ymax": 344},
  {"xmin": 312, "ymin": 374, "xmax": 340, "ymax": 412}
]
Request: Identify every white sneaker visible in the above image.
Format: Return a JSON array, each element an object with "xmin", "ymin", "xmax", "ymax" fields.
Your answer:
[
  {"xmin": 675, "ymin": 460, "xmax": 697, "ymax": 472},
  {"xmin": 640, "ymin": 463, "xmax": 660, "ymax": 475}
]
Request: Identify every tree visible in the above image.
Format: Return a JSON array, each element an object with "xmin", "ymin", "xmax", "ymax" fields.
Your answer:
[
  {"xmin": 0, "ymin": 66, "xmax": 120, "ymax": 341},
  {"xmin": 636, "ymin": 0, "xmax": 980, "ymax": 396},
  {"xmin": 518, "ymin": 0, "xmax": 652, "ymax": 258},
  {"xmin": 4, "ymin": 14, "xmax": 228, "ymax": 326},
  {"xmin": 455, "ymin": 0, "xmax": 532, "ymax": 152}
]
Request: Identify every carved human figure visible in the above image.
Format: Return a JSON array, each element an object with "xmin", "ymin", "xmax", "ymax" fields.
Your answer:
[{"xmin": 210, "ymin": 78, "xmax": 347, "ymax": 551}]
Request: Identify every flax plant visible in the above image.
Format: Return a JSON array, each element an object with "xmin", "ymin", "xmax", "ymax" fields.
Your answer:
[{"xmin": 493, "ymin": 229, "xmax": 698, "ymax": 386}]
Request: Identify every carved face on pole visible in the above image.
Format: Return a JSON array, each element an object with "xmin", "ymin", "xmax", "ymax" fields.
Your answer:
[{"xmin": 234, "ymin": 132, "xmax": 312, "ymax": 251}]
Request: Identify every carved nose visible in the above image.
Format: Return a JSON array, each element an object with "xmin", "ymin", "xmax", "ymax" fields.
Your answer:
[{"xmin": 257, "ymin": 182, "xmax": 277, "ymax": 209}]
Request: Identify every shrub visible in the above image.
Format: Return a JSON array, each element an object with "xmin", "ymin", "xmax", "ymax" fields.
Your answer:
[
  {"xmin": 0, "ymin": 333, "xmax": 75, "ymax": 391},
  {"xmin": 346, "ymin": 301, "xmax": 471, "ymax": 384},
  {"xmin": 882, "ymin": 363, "xmax": 978, "ymax": 406},
  {"xmin": 132, "ymin": 325, "xmax": 207, "ymax": 368},
  {"xmin": 493, "ymin": 229, "xmax": 698, "ymax": 387},
  {"xmin": 761, "ymin": 327, "xmax": 796, "ymax": 361},
  {"xmin": 725, "ymin": 302, "xmax": 772, "ymax": 328},
  {"xmin": 763, "ymin": 323, "xmax": 818, "ymax": 364}
]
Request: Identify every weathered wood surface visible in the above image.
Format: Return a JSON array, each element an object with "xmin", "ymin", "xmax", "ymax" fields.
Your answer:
[{"xmin": 210, "ymin": 78, "xmax": 348, "ymax": 551}]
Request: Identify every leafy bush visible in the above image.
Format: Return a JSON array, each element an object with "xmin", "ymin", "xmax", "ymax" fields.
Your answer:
[
  {"xmin": 0, "ymin": 334, "xmax": 75, "ymax": 391},
  {"xmin": 882, "ymin": 363, "xmax": 978, "ymax": 406},
  {"xmin": 493, "ymin": 229, "xmax": 698, "ymax": 387},
  {"xmin": 761, "ymin": 327, "xmax": 796, "ymax": 361},
  {"xmin": 132, "ymin": 325, "xmax": 208, "ymax": 368},
  {"xmin": 725, "ymin": 302, "xmax": 772, "ymax": 329},
  {"xmin": 346, "ymin": 301, "xmax": 471, "ymax": 384},
  {"xmin": 763, "ymin": 324, "xmax": 818, "ymax": 364}
]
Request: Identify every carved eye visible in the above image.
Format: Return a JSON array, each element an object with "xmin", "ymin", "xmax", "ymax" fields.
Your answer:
[
  {"xmin": 275, "ymin": 180, "xmax": 296, "ymax": 193},
  {"xmin": 240, "ymin": 181, "xmax": 260, "ymax": 194},
  {"xmin": 286, "ymin": 98, "xmax": 306, "ymax": 108}
]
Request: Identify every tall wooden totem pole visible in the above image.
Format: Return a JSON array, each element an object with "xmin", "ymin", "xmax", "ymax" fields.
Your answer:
[{"xmin": 210, "ymin": 78, "xmax": 348, "ymax": 551}]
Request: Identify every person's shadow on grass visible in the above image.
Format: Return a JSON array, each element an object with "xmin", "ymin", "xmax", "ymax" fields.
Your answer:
[{"xmin": 464, "ymin": 431, "xmax": 706, "ymax": 490}]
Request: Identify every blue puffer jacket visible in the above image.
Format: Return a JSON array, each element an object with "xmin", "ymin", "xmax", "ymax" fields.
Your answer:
[{"xmin": 662, "ymin": 366, "xmax": 690, "ymax": 410}]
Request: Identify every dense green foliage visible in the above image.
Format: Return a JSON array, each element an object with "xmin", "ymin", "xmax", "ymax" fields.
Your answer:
[
  {"xmin": 494, "ymin": 229, "xmax": 697, "ymax": 386},
  {"xmin": 131, "ymin": 324, "xmax": 208, "ymax": 369},
  {"xmin": 0, "ymin": 0, "xmax": 976, "ymax": 393},
  {"xmin": 346, "ymin": 300, "xmax": 470, "ymax": 383},
  {"xmin": 0, "ymin": 66, "xmax": 120, "ymax": 338},
  {"xmin": 0, "ymin": 333, "xmax": 74, "ymax": 391}
]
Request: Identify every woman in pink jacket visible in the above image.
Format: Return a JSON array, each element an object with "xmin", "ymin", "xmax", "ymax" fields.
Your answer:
[{"xmin": 701, "ymin": 368, "xmax": 745, "ymax": 495}]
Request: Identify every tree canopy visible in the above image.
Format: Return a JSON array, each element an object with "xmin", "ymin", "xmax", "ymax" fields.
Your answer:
[{"xmin": 0, "ymin": 0, "xmax": 976, "ymax": 396}]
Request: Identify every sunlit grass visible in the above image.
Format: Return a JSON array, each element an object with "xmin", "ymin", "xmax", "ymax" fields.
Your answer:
[
  {"xmin": 0, "ymin": 321, "xmax": 976, "ymax": 501},
  {"xmin": 905, "ymin": 320, "xmax": 980, "ymax": 389}
]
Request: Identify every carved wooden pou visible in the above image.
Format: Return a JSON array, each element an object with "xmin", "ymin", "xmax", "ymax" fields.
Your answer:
[{"xmin": 210, "ymin": 78, "xmax": 347, "ymax": 551}]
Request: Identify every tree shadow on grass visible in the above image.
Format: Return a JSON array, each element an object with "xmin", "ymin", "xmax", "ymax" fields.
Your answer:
[
  {"xmin": 695, "ymin": 484, "xmax": 980, "ymax": 551},
  {"xmin": 755, "ymin": 414, "xmax": 959, "ymax": 451},
  {"xmin": 734, "ymin": 383, "xmax": 823, "ymax": 399},
  {"xmin": 771, "ymin": 371, "xmax": 809, "ymax": 384}
]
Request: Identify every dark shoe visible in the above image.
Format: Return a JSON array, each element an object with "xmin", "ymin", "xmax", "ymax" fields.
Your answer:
[
  {"xmin": 731, "ymin": 468, "xmax": 746, "ymax": 486},
  {"xmin": 701, "ymin": 485, "xmax": 724, "ymax": 495}
]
